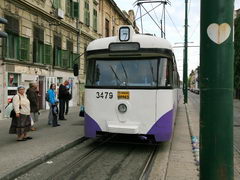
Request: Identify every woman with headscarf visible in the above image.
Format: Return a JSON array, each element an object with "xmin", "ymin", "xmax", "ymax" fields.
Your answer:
[{"xmin": 9, "ymin": 86, "xmax": 32, "ymax": 141}]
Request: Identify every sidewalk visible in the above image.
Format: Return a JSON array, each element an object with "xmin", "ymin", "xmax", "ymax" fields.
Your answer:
[
  {"xmin": 165, "ymin": 98, "xmax": 199, "ymax": 179},
  {"xmin": 148, "ymin": 97, "xmax": 199, "ymax": 180},
  {"xmin": 0, "ymin": 106, "xmax": 83, "ymax": 179}
]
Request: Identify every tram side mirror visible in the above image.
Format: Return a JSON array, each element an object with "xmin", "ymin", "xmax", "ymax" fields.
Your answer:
[{"xmin": 73, "ymin": 64, "xmax": 79, "ymax": 76}]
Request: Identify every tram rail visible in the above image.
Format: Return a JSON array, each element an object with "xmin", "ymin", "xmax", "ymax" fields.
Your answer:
[{"xmin": 47, "ymin": 135, "xmax": 116, "ymax": 180}]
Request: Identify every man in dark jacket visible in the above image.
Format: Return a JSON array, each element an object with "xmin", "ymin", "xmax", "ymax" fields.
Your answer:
[
  {"xmin": 26, "ymin": 83, "xmax": 39, "ymax": 130},
  {"xmin": 58, "ymin": 80, "xmax": 69, "ymax": 120}
]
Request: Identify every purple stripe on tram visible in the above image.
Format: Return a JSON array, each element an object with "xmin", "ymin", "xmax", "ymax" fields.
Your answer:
[
  {"xmin": 84, "ymin": 113, "xmax": 102, "ymax": 138},
  {"xmin": 147, "ymin": 109, "xmax": 174, "ymax": 142}
]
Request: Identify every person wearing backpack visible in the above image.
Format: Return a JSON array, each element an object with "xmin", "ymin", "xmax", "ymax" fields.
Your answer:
[{"xmin": 47, "ymin": 83, "xmax": 59, "ymax": 126}]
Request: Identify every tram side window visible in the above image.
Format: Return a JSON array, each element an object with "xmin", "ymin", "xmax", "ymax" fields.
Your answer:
[
  {"xmin": 158, "ymin": 58, "xmax": 173, "ymax": 87},
  {"xmin": 86, "ymin": 60, "xmax": 94, "ymax": 86}
]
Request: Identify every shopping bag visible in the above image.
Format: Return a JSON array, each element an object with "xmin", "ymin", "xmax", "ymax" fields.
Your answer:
[{"xmin": 30, "ymin": 117, "xmax": 34, "ymax": 126}]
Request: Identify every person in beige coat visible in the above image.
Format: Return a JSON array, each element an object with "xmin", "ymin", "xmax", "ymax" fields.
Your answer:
[{"xmin": 9, "ymin": 86, "xmax": 32, "ymax": 141}]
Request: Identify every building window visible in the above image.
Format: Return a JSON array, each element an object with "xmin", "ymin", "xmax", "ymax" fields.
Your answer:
[
  {"xmin": 65, "ymin": 0, "xmax": 79, "ymax": 18},
  {"xmin": 84, "ymin": 0, "xmax": 90, "ymax": 26},
  {"xmin": 5, "ymin": 33, "xmax": 19, "ymax": 59},
  {"xmin": 105, "ymin": 19, "xmax": 109, "ymax": 37},
  {"xmin": 53, "ymin": 0, "xmax": 61, "ymax": 9},
  {"xmin": 4, "ymin": 15, "xmax": 21, "ymax": 60},
  {"xmin": 5, "ymin": 34, "xmax": 30, "ymax": 61},
  {"xmin": 93, "ymin": 9, "xmax": 98, "ymax": 32},
  {"xmin": 33, "ymin": 26, "xmax": 44, "ymax": 64}
]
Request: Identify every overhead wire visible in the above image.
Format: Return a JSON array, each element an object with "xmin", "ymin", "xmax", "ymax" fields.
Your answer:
[
  {"xmin": 165, "ymin": 9, "xmax": 184, "ymax": 40},
  {"xmin": 188, "ymin": 0, "xmax": 192, "ymax": 18},
  {"xmin": 134, "ymin": 3, "xmax": 163, "ymax": 21},
  {"xmin": 150, "ymin": 1, "xmax": 161, "ymax": 25},
  {"xmin": 189, "ymin": 20, "xmax": 200, "ymax": 40}
]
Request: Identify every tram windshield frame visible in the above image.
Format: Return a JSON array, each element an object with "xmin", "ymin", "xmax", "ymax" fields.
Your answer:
[{"xmin": 86, "ymin": 57, "xmax": 174, "ymax": 89}]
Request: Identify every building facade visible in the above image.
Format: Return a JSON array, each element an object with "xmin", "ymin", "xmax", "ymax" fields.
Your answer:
[
  {"xmin": 0, "ymin": 0, "xmax": 137, "ymax": 119},
  {"xmin": 188, "ymin": 66, "xmax": 200, "ymax": 94}
]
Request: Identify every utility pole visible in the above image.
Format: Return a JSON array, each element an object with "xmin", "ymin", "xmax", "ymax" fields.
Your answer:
[
  {"xmin": 183, "ymin": 0, "xmax": 188, "ymax": 104},
  {"xmin": 200, "ymin": 0, "xmax": 234, "ymax": 179}
]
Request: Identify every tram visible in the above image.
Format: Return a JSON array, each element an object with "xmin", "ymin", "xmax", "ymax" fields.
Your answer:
[{"xmin": 84, "ymin": 26, "xmax": 180, "ymax": 142}]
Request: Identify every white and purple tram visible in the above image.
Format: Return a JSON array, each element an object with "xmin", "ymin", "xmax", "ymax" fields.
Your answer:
[{"xmin": 84, "ymin": 26, "xmax": 180, "ymax": 142}]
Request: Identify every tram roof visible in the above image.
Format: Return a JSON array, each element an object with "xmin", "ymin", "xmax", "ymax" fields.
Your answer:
[{"xmin": 87, "ymin": 34, "xmax": 173, "ymax": 52}]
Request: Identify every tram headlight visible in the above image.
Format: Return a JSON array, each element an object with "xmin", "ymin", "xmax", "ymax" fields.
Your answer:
[{"xmin": 118, "ymin": 103, "xmax": 127, "ymax": 113}]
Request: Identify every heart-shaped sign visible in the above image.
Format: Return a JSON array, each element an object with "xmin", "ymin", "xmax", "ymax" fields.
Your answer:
[{"xmin": 207, "ymin": 23, "xmax": 231, "ymax": 44}]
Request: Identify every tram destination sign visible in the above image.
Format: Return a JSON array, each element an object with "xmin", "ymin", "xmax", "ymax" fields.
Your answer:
[{"xmin": 109, "ymin": 43, "xmax": 140, "ymax": 52}]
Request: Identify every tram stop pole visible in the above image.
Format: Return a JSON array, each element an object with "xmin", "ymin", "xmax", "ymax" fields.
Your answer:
[
  {"xmin": 200, "ymin": 0, "xmax": 234, "ymax": 179},
  {"xmin": 183, "ymin": 0, "xmax": 188, "ymax": 104}
]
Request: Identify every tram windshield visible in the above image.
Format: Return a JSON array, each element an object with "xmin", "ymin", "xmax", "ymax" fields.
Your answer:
[{"xmin": 86, "ymin": 58, "xmax": 172, "ymax": 88}]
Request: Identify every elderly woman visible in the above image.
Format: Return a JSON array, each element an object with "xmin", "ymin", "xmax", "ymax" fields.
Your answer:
[{"xmin": 9, "ymin": 86, "xmax": 32, "ymax": 141}]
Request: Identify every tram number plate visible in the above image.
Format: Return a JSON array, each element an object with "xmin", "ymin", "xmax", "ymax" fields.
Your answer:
[
  {"xmin": 117, "ymin": 91, "xmax": 129, "ymax": 99},
  {"xmin": 96, "ymin": 92, "xmax": 113, "ymax": 99}
]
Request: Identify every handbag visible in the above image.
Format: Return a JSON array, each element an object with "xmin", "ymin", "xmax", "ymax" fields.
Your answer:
[
  {"xmin": 10, "ymin": 95, "xmax": 21, "ymax": 118},
  {"xmin": 10, "ymin": 109, "xmax": 16, "ymax": 118}
]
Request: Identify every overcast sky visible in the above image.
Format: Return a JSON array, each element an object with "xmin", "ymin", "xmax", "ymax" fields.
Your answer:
[{"xmin": 114, "ymin": 0, "xmax": 240, "ymax": 80}]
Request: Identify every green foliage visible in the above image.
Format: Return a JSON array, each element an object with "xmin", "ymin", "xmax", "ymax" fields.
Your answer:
[{"xmin": 234, "ymin": 17, "xmax": 240, "ymax": 91}]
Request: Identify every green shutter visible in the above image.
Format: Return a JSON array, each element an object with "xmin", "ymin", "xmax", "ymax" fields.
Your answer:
[
  {"xmin": 93, "ymin": 9, "xmax": 97, "ymax": 31},
  {"xmin": 53, "ymin": 0, "xmax": 58, "ymax": 8},
  {"xmin": 38, "ymin": 42, "xmax": 44, "ymax": 64},
  {"xmin": 69, "ymin": 52, "xmax": 73, "ymax": 68},
  {"xmin": 19, "ymin": 36, "xmax": 29, "ymax": 61},
  {"xmin": 66, "ymin": 0, "xmax": 71, "ymax": 16},
  {"xmin": 73, "ymin": 2, "xmax": 79, "ymax": 18},
  {"xmin": 84, "ymin": 10, "xmax": 87, "ymax": 25},
  {"xmin": 87, "ymin": 12, "xmax": 90, "ymax": 26},
  {"xmin": 54, "ymin": 47, "xmax": 62, "ymax": 67},
  {"xmin": 2, "ymin": 38, "xmax": 7, "ymax": 58},
  {"xmin": 57, "ymin": 48, "xmax": 62, "ymax": 66},
  {"xmin": 84, "ymin": 1, "xmax": 90, "ymax": 26},
  {"xmin": 44, "ymin": 44, "xmax": 52, "ymax": 65},
  {"xmin": 15, "ymin": 36, "xmax": 20, "ymax": 60},
  {"xmin": 62, "ymin": 50, "xmax": 70, "ymax": 68}
]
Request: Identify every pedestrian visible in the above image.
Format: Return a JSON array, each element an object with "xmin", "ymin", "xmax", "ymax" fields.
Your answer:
[
  {"xmin": 26, "ymin": 83, "xmax": 39, "ymax": 131},
  {"xmin": 9, "ymin": 86, "xmax": 32, "ymax": 141},
  {"xmin": 47, "ymin": 83, "xmax": 59, "ymax": 126},
  {"xmin": 58, "ymin": 80, "xmax": 69, "ymax": 120},
  {"xmin": 65, "ymin": 85, "xmax": 72, "ymax": 115}
]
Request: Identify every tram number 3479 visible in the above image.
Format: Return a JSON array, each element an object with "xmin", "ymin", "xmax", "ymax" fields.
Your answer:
[{"xmin": 96, "ymin": 92, "xmax": 113, "ymax": 99}]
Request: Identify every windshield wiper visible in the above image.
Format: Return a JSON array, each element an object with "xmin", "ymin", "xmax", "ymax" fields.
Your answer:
[
  {"xmin": 109, "ymin": 65, "xmax": 122, "ymax": 85},
  {"xmin": 121, "ymin": 62, "xmax": 128, "ymax": 86},
  {"xmin": 148, "ymin": 61, "xmax": 156, "ymax": 84}
]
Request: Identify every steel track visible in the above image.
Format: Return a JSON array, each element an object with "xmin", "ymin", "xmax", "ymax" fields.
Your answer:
[
  {"xmin": 47, "ymin": 135, "xmax": 116, "ymax": 180},
  {"xmin": 138, "ymin": 145, "xmax": 158, "ymax": 180}
]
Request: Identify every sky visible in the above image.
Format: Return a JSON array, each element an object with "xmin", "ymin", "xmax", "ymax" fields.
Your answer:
[{"xmin": 114, "ymin": 0, "xmax": 240, "ymax": 80}]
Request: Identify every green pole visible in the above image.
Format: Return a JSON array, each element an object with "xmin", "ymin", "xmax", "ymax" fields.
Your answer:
[
  {"xmin": 200, "ymin": 0, "xmax": 234, "ymax": 179},
  {"xmin": 183, "ymin": 0, "xmax": 188, "ymax": 104}
]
